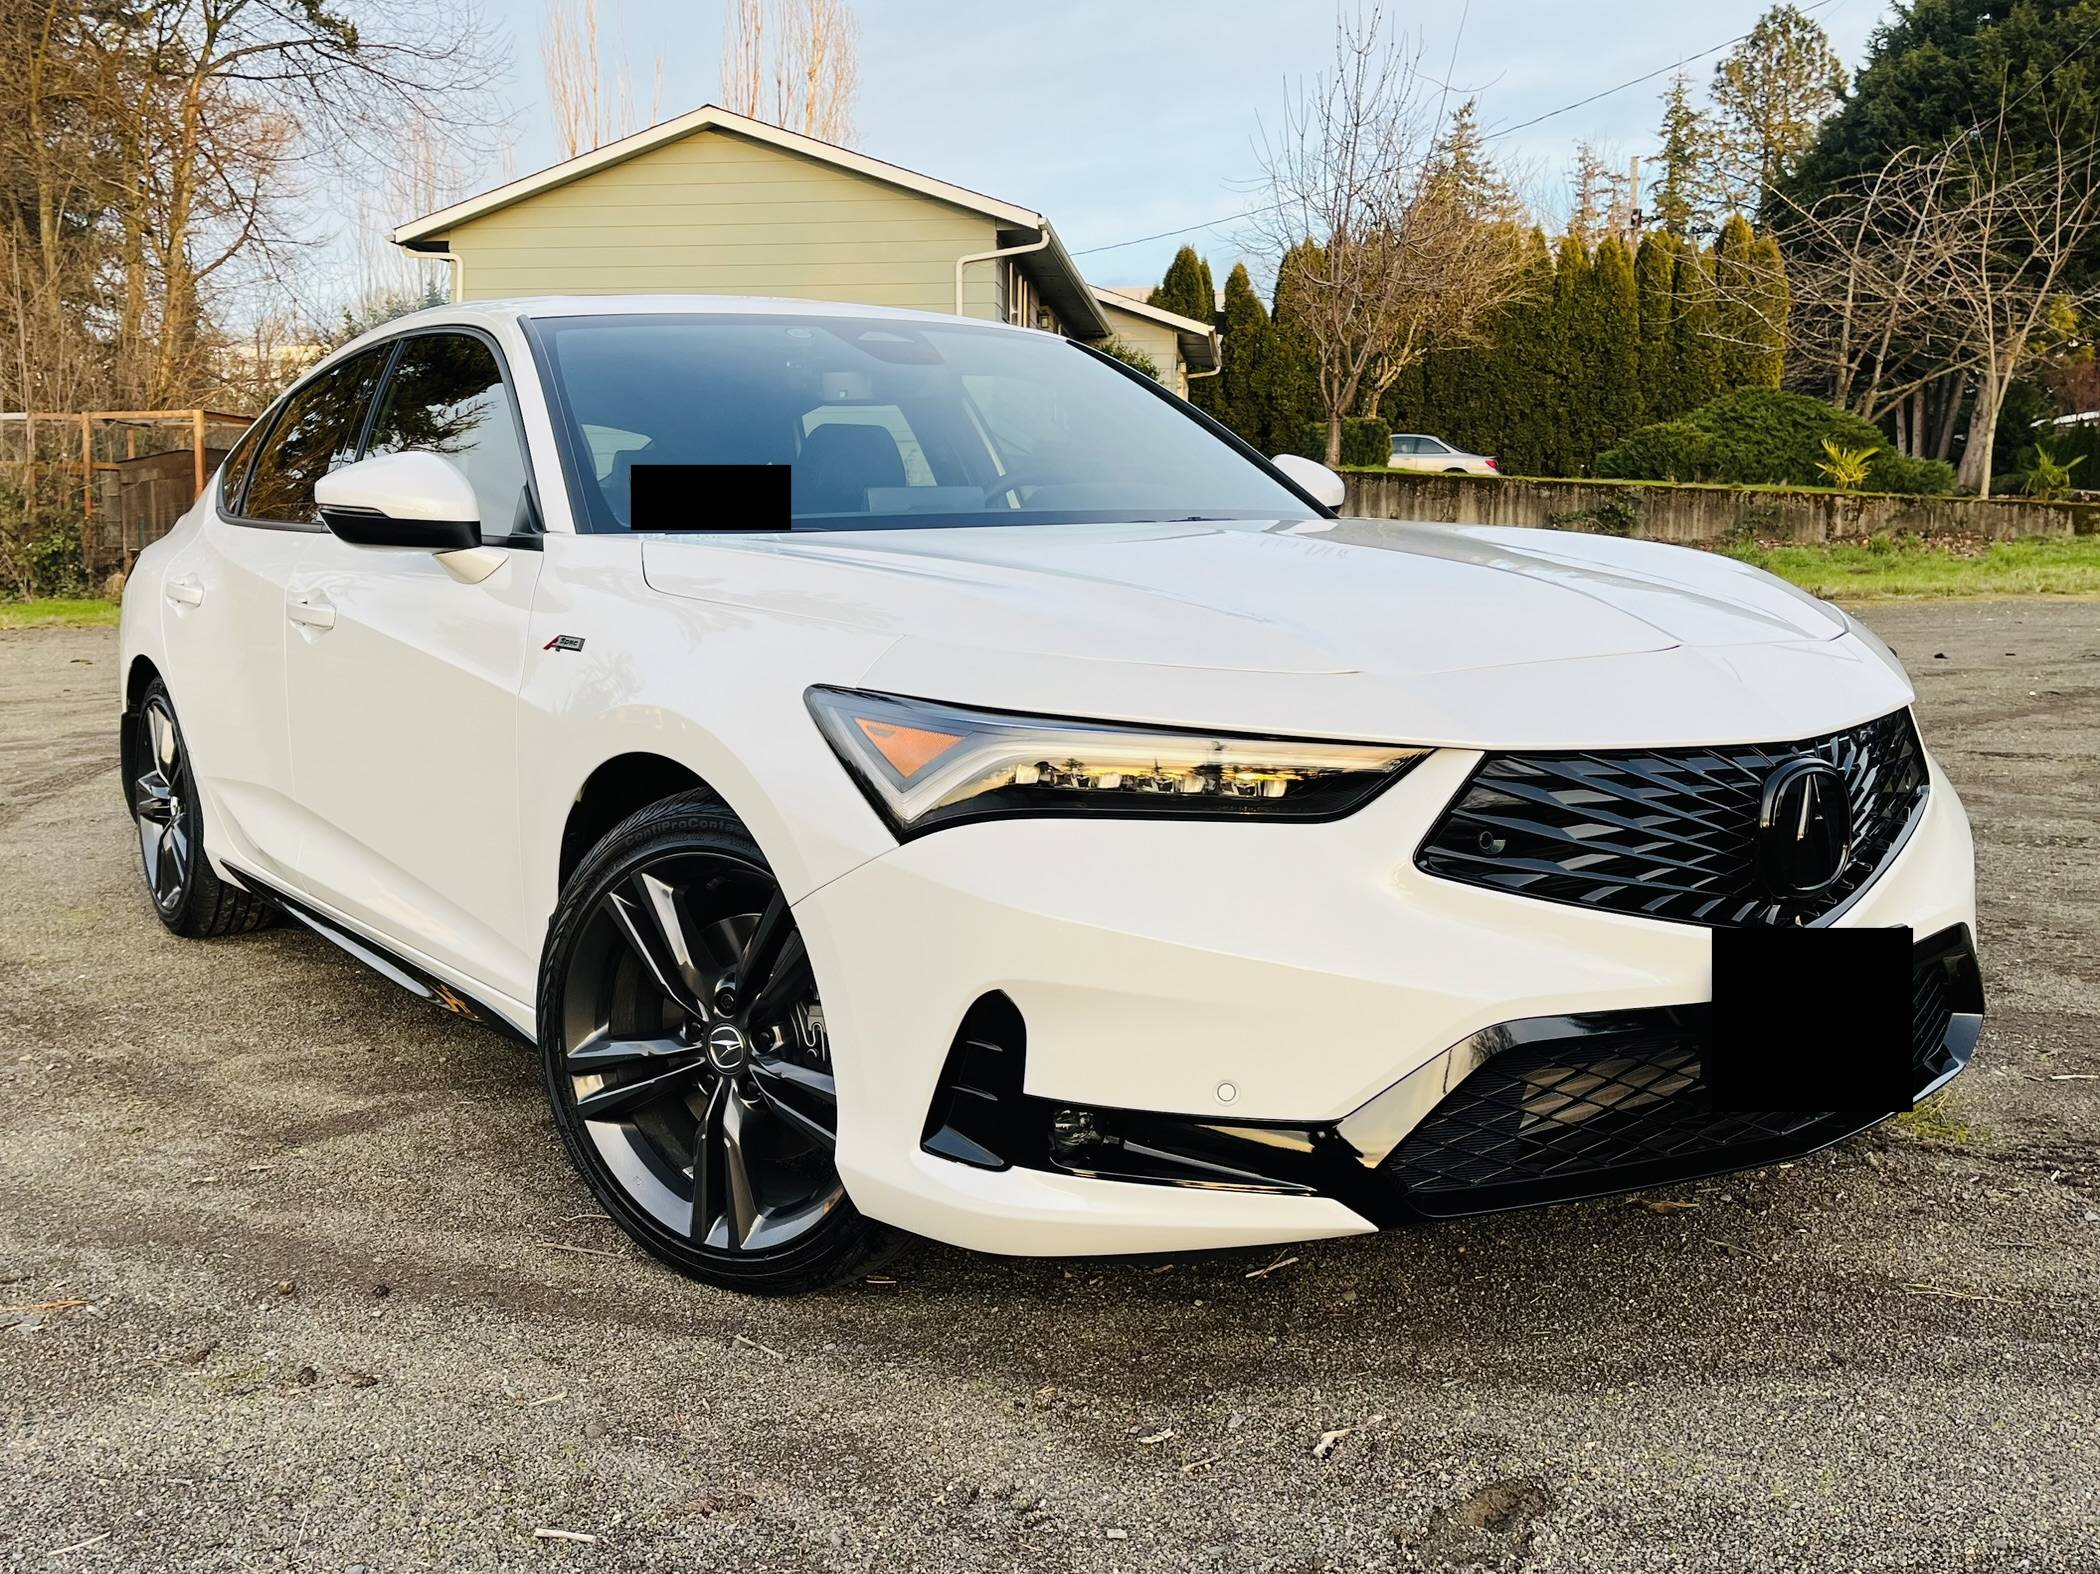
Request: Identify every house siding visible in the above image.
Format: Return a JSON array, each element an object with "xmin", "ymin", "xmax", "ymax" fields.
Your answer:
[
  {"xmin": 1094, "ymin": 299, "xmax": 1188, "ymax": 396},
  {"xmin": 440, "ymin": 128, "xmax": 1006, "ymax": 318}
]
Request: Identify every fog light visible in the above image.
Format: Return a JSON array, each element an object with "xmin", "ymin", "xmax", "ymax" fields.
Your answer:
[{"xmin": 1048, "ymin": 1107, "xmax": 1117, "ymax": 1157}]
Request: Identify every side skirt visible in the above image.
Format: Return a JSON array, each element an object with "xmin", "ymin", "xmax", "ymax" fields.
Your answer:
[{"xmin": 224, "ymin": 868, "xmax": 534, "ymax": 1046}]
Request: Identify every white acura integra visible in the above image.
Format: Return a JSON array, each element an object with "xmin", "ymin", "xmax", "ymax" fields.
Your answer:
[{"xmin": 119, "ymin": 297, "xmax": 1983, "ymax": 1293}]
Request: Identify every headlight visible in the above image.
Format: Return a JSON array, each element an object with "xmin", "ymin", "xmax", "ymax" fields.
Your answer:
[{"xmin": 806, "ymin": 687, "xmax": 1430, "ymax": 837}]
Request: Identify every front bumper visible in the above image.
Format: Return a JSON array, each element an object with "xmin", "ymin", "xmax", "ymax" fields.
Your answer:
[{"xmin": 795, "ymin": 744, "xmax": 1981, "ymax": 1256}]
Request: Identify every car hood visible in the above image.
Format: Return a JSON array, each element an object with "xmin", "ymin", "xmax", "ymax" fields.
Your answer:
[{"xmin": 640, "ymin": 519, "xmax": 1912, "ymax": 749}]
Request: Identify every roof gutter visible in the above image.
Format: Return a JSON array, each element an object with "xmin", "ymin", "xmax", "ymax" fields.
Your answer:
[{"xmin": 955, "ymin": 226, "xmax": 1051, "ymax": 318}]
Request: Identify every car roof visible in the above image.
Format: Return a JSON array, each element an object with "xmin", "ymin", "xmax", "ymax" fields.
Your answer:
[
  {"xmin": 301, "ymin": 294, "xmax": 1045, "ymax": 404},
  {"xmin": 402, "ymin": 294, "xmax": 1037, "ymax": 332}
]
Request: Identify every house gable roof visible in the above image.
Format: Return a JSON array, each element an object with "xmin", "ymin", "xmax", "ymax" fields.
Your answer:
[
  {"xmin": 1092, "ymin": 288, "xmax": 1221, "ymax": 374},
  {"xmin": 394, "ymin": 103, "xmax": 1110, "ymax": 338}
]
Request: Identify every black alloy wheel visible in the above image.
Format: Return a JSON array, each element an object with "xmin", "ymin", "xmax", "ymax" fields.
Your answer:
[
  {"xmin": 134, "ymin": 690, "xmax": 193, "ymax": 915},
  {"xmin": 126, "ymin": 678, "xmax": 274, "ymax": 938},
  {"xmin": 538, "ymin": 793, "xmax": 893, "ymax": 1293}
]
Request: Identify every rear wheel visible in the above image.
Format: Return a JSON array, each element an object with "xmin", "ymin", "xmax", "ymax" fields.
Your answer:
[
  {"xmin": 128, "ymin": 679, "xmax": 274, "ymax": 937},
  {"xmin": 538, "ymin": 793, "xmax": 894, "ymax": 1293}
]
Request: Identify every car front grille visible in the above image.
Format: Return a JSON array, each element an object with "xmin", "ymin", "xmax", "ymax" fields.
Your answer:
[
  {"xmin": 1382, "ymin": 927, "xmax": 1981, "ymax": 1216},
  {"xmin": 1415, "ymin": 709, "xmax": 1928, "ymax": 927}
]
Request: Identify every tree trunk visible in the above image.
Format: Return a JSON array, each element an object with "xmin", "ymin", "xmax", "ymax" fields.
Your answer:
[
  {"xmin": 1931, "ymin": 375, "xmax": 1963, "ymax": 463},
  {"xmin": 1956, "ymin": 368, "xmax": 2001, "ymax": 496},
  {"xmin": 1323, "ymin": 410, "xmax": 1344, "ymax": 467}
]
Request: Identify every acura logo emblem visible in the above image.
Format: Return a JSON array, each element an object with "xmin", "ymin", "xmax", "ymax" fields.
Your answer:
[
  {"xmin": 1756, "ymin": 756, "xmax": 1852, "ymax": 898},
  {"xmin": 704, "ymin": 1021, "xmax": 750, "ymax": 1072}
]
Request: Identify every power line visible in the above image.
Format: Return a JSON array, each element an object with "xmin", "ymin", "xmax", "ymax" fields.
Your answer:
[
  {"xmin": 1480, "ymin": 0, "xmax": 1838, "ymax": 141},
  {"xmin": 1068, "ymin": 0, "xmax": 1837, "ymax": 260}
]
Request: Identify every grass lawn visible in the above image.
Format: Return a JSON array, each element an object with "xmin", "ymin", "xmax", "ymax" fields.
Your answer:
[
  {"xmin": 0, "ymin": 596, "xmax": 120, "ymax": 630},
  {"xmin": 1721, "ymin": 534, "xmax": 2100, "ymax": 600}
]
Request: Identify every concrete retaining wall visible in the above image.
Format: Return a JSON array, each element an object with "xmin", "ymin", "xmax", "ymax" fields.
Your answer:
[{"xmin": 1340, "ymin": 471, "xmax": 2100, "ymax": 544}]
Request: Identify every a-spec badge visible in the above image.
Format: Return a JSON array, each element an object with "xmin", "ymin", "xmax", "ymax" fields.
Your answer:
[{"xmin": 543, "ymin": 634, "xmax": 586, "ymax": 654}]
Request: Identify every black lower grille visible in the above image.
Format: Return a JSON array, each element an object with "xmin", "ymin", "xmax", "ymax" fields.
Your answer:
[
  {"xmin": 1415, "ymin": 709, "xmax": 1929, "ymax": 926},
  {"xmin": 1384, "ymin": 927, "xmax": 1982, "ymax": 1215}
]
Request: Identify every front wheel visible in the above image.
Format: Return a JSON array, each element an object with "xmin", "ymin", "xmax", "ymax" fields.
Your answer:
[{"xmin": 537, "ymin": 793, "xmax": 894, "ymax": 1294}]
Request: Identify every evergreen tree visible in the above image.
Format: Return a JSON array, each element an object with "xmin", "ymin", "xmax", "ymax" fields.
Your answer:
[
  {"xmin": 1710, "ymin": 3, "xmax": 1847, "ymax": 218},
  {"xmin": 1542, "ymin": 234, "xmax": 1591, "ymax": 473},
  {"xmin": 1266, "ymin": 241, "xmax": 1327, "ymax": 455},
  {"xmin": 1669, "ymin": 241, "xmax": 1725, "ymax": 414},
  {"xmin": 1429, "ymin": 97, "xmax": 1524, "ymax": 222},
  {"xmin": 1567, "ymin": 144, "xmax": 1611, "ymax": 248},
  {"xmin": 1652, "ymin": 71, "xmax": 1725, "ymax": 240},
  {"xmin": 1505, "ymin": 228, "xmax": 1560, "ymax": 472},
  {"xmin": 1149, "ymin": 245, "xmax": 1216, "ymax": 326},
  {"xmin": 1709, "ymin": 214, "xmax": 1788, "ymax": 391},
  {"xmin": 1789, "ymin": 0, "xmax": 2100, "ymax": 231},
  {"xmin": 1149, "ymin": 245, "xmax": 1220, "ymax": 413},
  {"xmin": 1634, "ymin": 231, "xmax": 1682, "ymax": 418},
  {"xmin": 1215, "ymin": 262, "xmax": 1275, "ymax": 448},
  {"xmin": 1591, "ymin": 235, "xmax": 1646, "ymax": 453},
  {"xmin": 1745, "ymin": 229, "xmax": 1789, "ymax": 387}
]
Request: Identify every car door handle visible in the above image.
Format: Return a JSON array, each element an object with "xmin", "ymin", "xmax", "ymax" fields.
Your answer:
[
  {"xmin": 287, "ymin": 596, "xmax": 336, "ymax": 631},
  {"xmin": 165, "ymin": 576, "xmax": 204, "ymax": 608}
]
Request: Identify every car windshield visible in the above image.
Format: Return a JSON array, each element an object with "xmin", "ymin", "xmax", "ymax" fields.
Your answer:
[{"xmin": 529, "ymin": 312, "xmax": 1315, "ymax": 532}]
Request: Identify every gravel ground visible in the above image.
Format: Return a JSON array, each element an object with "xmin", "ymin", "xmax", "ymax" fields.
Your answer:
[{"xmin": 1, "ymin": 602, "xmax": 2096, "ymax": 1573}]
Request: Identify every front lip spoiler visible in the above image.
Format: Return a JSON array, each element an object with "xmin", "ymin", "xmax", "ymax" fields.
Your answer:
[{"xmin": 927, "ymin": 927, "xmax": 1984, "ymax": 1228}]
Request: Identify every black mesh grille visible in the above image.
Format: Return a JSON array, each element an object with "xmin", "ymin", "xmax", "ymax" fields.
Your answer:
[
  {"xmin": 1385, "ymin": 933, "xmax": 1978, "ymax": 1215},
  {"xmin": 1416, "ymin": 709, "xmax": 1928, "ymax": 927}
]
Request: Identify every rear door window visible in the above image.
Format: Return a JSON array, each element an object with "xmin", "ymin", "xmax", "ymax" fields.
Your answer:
[
  {"xmin": 241, "ymin": 349, "xmax": 389, "ymax": 524},
  {"xmin": 364, "ymin": 333, "xmax": 532, "ymax": 539}
]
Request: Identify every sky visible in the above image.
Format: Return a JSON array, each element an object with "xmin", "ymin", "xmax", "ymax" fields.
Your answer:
[{"xmin": 393, "ymin": 0, "xmax": 1890, "ymax": 295}]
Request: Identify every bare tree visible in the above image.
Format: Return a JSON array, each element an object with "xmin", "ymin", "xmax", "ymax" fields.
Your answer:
[
  {"xmin": 720, "ymin": 0, "xmax": 857, "ymax": 143},
  {"xmin": 1780, "ymin": 119, "xmax": 2100, "ymax": 493},
  {"xmin": 1250, "ymin": 5, "xmax": 1527, "ymax": 465},
  {"xmin": 544, "ymin": 0, "xmax": 664, "ymax": 159}
]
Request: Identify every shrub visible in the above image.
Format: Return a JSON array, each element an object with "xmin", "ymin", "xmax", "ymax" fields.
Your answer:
[
  {"xmin": 1594, "ymin": 419, "xmax": 1716, "ymax": 482},
  {"xmin": 1094, "ymin": 336, "xmax": 1160, "ymax": 380},
  {"xmin": 1869, "ymin": 451, "xmax": 1960, "ymax": 496},
  {"xmin": 1297, "ymin": 416, "xmax": 1392, "ymax": 469},
  {"xmin": 0, "ymin": 486, "xmax": 88, "ymax": 599},
  {"xmin": 1596, "ymin": 387, "xmax": 1957, "ymax": 495},
  {"xmin": 1815, "ymin": 439, "xmax": 1877, "ymax": 489},
  {"xmin": 2017, "ymin": 444, "xmax": 2085, "ymax": 501}
]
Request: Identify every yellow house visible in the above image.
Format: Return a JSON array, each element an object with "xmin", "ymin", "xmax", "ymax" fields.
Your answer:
[{"xmin": 393, "ymin": 104, "xmax": 1220, "ymax": 395}]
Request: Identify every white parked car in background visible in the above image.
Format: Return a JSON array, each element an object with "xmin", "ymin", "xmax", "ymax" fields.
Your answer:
[
  {"xmin": 119, "ymin": 296, "xmax": 1981, "ymax": 1294},
  {"xmin": 1389, "ymin": 433, "xmax": 1500, "ymax": 474}
]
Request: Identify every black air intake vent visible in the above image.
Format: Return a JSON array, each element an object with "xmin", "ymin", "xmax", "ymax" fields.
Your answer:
[
  {"xmin": 1382, "ymin": 927, "xmax": 1982, "ymax": 1215},
  {"xmin": 921, "ymin": 992, "xmax": 1029, "ymax": 1170}
]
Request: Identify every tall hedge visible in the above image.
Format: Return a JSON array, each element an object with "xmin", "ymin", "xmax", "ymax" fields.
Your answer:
[{"xmin": 1208, "ymin": 218, "xmax": 1789, "ymax": 477}]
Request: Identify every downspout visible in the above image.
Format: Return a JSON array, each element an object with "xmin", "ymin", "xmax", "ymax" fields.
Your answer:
[
  {"xmin": 955, "ymin": 226, "xmax": 1049, "ymax": 320},
  {"xmin": 1182, "ymin": 333, "xmax": 1222, "ymax": 400}
]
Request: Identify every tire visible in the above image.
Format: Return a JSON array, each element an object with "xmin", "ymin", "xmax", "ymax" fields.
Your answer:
[
  {"xmin": 127, "ymin": 678, "xmax": 275, "ymax": 938},
  {"xmin": 537, "ymin": 791, "xmax": 896, "ymax": 1294}
]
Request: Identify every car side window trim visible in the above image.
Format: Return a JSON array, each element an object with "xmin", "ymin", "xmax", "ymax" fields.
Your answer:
[
  {"xmin": 357, "ymin": 323, "xmax": 545, "ymax": 549},
  {"xmin": 218, "ymin": 341, "xmax": 398, "ymax": 533},
  {"xmin": 218, "ymin": 324, "xmax": 543, "ymax": 549}
]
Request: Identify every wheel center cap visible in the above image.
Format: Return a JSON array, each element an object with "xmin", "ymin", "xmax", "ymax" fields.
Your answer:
[{"xmin": 704, "ymin": 1021, "xmax": 750, "ymax": 1073}]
